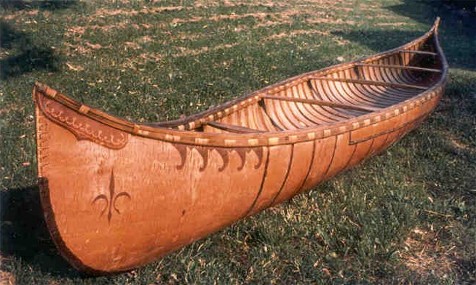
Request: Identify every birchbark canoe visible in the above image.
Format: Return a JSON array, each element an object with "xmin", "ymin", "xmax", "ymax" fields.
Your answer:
[{"xmin": 33, "ymin": 19, "xmax": 447, "ymax": 274}]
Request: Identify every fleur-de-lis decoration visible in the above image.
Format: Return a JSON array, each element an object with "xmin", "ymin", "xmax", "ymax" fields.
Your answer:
[{"xmin": 92, "ymin": 169, "xmax": 131, "ymax": 223}]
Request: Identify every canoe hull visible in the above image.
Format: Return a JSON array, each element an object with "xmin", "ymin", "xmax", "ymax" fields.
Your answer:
[{"xmin": 35, "ymin": 85, "xmax": 444, "ymax": 273}]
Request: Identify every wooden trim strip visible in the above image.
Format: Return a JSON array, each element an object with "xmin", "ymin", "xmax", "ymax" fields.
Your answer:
[
  {"xmin": 312, "ymin": 77, "xmax": 428, "ymax": 91},
  {"xmin": 206, "ymin": 121, "xmax": 265, "ymax": 133},
  {"xmin": 399, "ymin": 50, "xmax": 438, "ymax": 56},
  {"xmin": 261, "ymin": 94, "xmax": 380, "ymax": 113},
  {"xmin": 355, "ymin": 63, "xmax": 441, "ymax": 73},
  {"xmin": 349, "ymin": 113, "xmax": 428, "ymax": 144}
]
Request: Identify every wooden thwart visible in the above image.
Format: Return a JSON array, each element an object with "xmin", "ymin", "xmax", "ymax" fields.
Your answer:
[
  {"xmin": 261, "ymin": 94, "xmax": 380, "ymax": 112},
  {"xmin": 312, "ymin": 76, "xmax": 428, "ymax": 90},
  {"xmin": 355, "ymin": 63, "xmax": 441, "ymax": 73},
  {"xmin": 206, "ymin": 121, "xmax": 265, "ymax": 133},
  {"xmin": 399, "ymin": 50, "xmax": 438, "ymax": 56}
]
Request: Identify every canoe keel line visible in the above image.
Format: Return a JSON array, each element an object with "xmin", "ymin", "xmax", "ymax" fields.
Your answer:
[{"xmin": 33, "ymin": 19, "xmax": 447, "ymax": 273}]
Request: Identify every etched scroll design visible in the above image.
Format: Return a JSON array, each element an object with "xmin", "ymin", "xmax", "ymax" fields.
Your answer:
[
  {"xmin": 173, "ymin": 145, "xmax": 264, "ymax": 172},
  {"xmin": 40, "ymin": 99, "xmax": 128, "ymax": 149},
  {"xmin": 92, "ymin": 170, "xmax": 131, "ymax": 223},
  {"xmin": 36, "ymin": 114, "xmax": 50, "ymax": 176}
]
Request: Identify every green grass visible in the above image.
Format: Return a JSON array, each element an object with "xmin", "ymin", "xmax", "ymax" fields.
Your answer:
[{"xmin": 1, "ymin": 0, "xmax": 475, "ymax": 284}]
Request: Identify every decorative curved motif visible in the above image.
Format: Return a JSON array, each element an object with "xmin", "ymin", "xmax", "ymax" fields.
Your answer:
[
  {"xmin": 38, "ymin": 96, "xmax": 128, "ymax": 149},
  {"xmin": 92, "ymin": 169, "xmax": 131, "ymax": 223},
  {"xmin": 173, "ymin": 144, "xmax": 264, "ymax": 171}
]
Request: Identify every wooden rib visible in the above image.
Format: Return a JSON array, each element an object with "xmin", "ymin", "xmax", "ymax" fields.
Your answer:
[
  {"xmin": 206, "ymin": 121, "xmax": 265, "ymax": 133},
  {"xmin": 382, "ymin": 56, "xmax": 422, "ymax": 96},
  {"xmin": 285, "ymin": 86, "xmax": 314, "ymax": 127},
  {"xmin": 258, "ymin": 100, "xmax": 285, "ymax": 131},
  {"xmin": 356, "ymin": 59, "xmax": 414, "ymax": 104},
  {"xmin": 330, "ymin": 70, "xmax": 385, "ymax": 111},
  {"xmin": 345, "ymin": 67, "xmax": 399, "ymax": 107},
  {"xmin": 312, "ymin": 77, "xmax": 428, "ymax": 91},
  {"xmin": 261, "ymin": 94, "xmax": 380, "ymax": 113},
  {"xmin": 300, "ymin": 82, "xmax": 337, "ymax": 124},
  {"xmin": 274, "ymin": 90, "xmax": 301, "ymax": 130},
  {"xmin": 319, "ymin": 74, "xmax": 364, "ymax": 117},
  {"xmin": 355, "ymin": 63, "xmax": 441, "ymax": 73},
  {"xmin": 381, "ymin": 56, "xmax": 415, "ymax": 91},
  {"xmin": 249, "ymin": 104, "xmax": 268, "ymax": 131},
  {"xmin": 294, "ymin": 84, "xmax": 325, "ymax": 125},
  {"xmin": 308, "ymin": 79, "xmax": 355, "ymax": 120},
  {"xmin": 255, "ymin": 103, "xmax": 279, "ymax": 131},
  {"xmin": 314, "ymin": 73, "xmax": 409, "ymax": 106},
  {"xmin": 399, "ymin": 50, "xmax": 437, "ymax": 56}
]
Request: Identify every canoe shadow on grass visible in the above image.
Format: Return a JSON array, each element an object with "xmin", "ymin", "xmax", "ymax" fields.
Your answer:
[
  {"xmin": 333, "ymin": 26, "xmax": 476, "ymax": 72},
  {"xmin": 387, "ymin": 0, "xmax": 476, "ymax": 37},
  {"xmin": 0, "ymin": 186, "xmax": 80, "ymax": 278},
  {"xmin": 332, "ymin": 29, "xmax": 423, "ymax": 56},
  {"xmin": 332, "ymin": 0, "xmax": 476, "ymax": 71},
  {"xmin": 389, "ymin": 1, "xmax": 476, "ymax": 70},
  {"xmin": 0, "ymin": 20, "xmax": 60, "ymax": 80},
  {"xmin": 0, "ymin": 0, "xmax": 78, "ymax": 10}
]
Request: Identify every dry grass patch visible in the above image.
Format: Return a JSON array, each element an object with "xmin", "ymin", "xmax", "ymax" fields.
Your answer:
[
  {"xmin": 254, "ymin": 20, "xmax": 292, "ymax": 28},
  {"xmin": 63, "ymin": 41, "xmax": 107, "ymax": 56},
  {"xmin": 122, "ymin": 52, "xmax": 163, "ymax": 69},
  {"xmin": 170, "ymin": 12, "xmax": 277, "ymax": 25},
  {"xmin": 194, "ymin": 0, "xmax": 286, "ymax": 8},
  {"xmin": 306, "ymin": 18, "xmax": 356, "ymax": 25},
  {"xmin": 0, "ymin": 270, "xmax": 15, "ymax": 285},
  {"xmin": 376, "ymin": 22, "xmax": 413, "ymax": 27},
  {"xmin": 174, "ymin": 43, "xmax": 239, "ymax": 58},
  {"xmin": 171, "ymin": 26, "xmax": 345, "ymax": 58},
  {"xmin": 400, "ymin": 227, "xmax": 457, "ymax": 279},
  {"xmin": 264, "ymin": 30, "xmax": 329, "ymax": 40},
  {"xmin": 65, "ymin": 26, "xmax": 86, "ymax": 37},
  {"xmin": 371, "ymin": 14, "xmax": 406, "ymax": 20},
  {"xmin": 93, "ymin": 6, "xmax": 190, "ymax": 18},
  {"xmin": 261, "ymin": 29, "xmax": 348, "ymax": 46},
  {"xmin": 1, "ymin": 9, "xmax": 38, "ymax": 21},
  {"xmin": 124, "ymin": 41, "xmax": 141, "ymax": 50},
  {"xmin": 65, "ymin": 62, "xmax": 84, "ymax": 72},
  {"xmin": 65, "ymin": 22, "xmax": 158, "ymax": 37},
  {"xmin": 447, "ymin": 135, "xmax": 472, "ymax": 153}
]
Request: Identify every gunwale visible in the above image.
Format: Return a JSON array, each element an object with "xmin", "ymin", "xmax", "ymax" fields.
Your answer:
[{"xmin": 33, "ymin": 19, "xmax": 448, "ymax": 148}]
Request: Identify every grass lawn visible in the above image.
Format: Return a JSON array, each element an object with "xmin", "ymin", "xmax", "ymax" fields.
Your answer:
[{"xmin": 1, "ymin": 0, "xmax": 475, "ymax": 284}]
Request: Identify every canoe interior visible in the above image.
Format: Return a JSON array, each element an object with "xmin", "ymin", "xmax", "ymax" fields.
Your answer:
[{"xmin": 152, "ymin": 34, "xmax": 443, "ymax": 133}]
